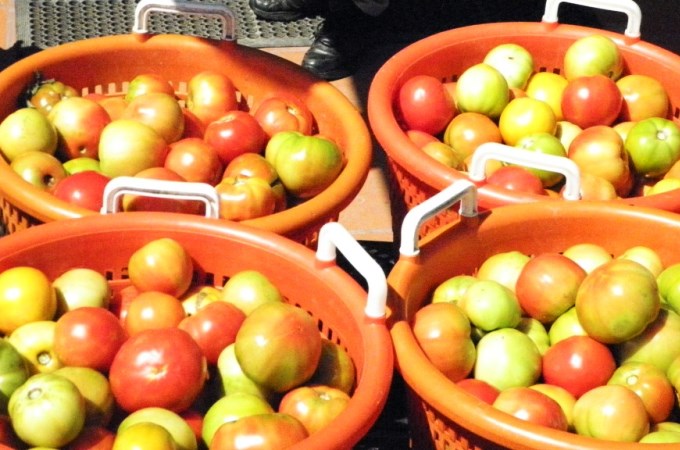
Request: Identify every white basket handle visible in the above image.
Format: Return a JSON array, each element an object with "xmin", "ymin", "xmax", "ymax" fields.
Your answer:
[
  {"xmin": 316, "ymin": 222, "xmax": 387, "ymax": 319},
  {"xmin": 542, "ymin": 0, "xmax": 642, "ymax": 38},
  {"xmin": 399, "ymin": 180, "xmax": 479, "ymax": 258},
  {"xmin": 100, "ymin": 176, "xmax": 221, "ymax": 219},
  {"xmin": 133, "ymin": 0, "xmax": 237, "ymax": 41},
  {"xmin": 468, "ymin": 142, "xmax": 582, "ymax": 201}
]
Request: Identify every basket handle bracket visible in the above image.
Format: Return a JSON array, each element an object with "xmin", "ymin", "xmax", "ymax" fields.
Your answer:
[
  {"xmin": 399, "ymin": 180, "xmax": 479, "ymax": 258},
  {"xmin": 133, "ymin": 0, "xmax": 237, "ymax": 41},
  {"xmin": 542, "ymin": 0, "xmax": 642, "ymax": 38},
  {"xmin": 316, "ymin": 222, "xmax": 387, "ymax": 320}
]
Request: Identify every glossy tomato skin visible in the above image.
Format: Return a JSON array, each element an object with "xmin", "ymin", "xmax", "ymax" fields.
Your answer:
[
  {"xmin": 492, "ymin": 386, "xmax": 569, "ymax": 431},
  {"xmin": 125, "ymin": 73, "xmax": 175, "ymax": 102},
  {"xmin": 108, "ymin": 327, "xmax": 208, "ymax": 413},
  {"xmin": 186, "ymin": 71, "xmax": 238, "ymax": 128},
  {"xmin": 204, "ymin": 110, "xmax": 268, "ymax": 166},
  {"xmin": 608, "ymin": 361, "xmax": 675, "ymax": 424},
  {"xmin": 542, "ymin": 335, "xmax": 616, "ymax": 398},
  {"xmin": 52, "ymin": 171, "xmax": 111, "ymax": 212},
  {"xmin": 278, "ymin": 385, "xmax": 350, "ymax": 435},
  {"xmin": 123, "ymin": 291, "xmax": 187, "ymax": 336},
  {"xmin": 127, "ymin": 237, "xmax": 194, "ymax": 299},
  {"xmin": 486, "ymin": 165, "xmax": 546, "ymax": 195},
  {"xmin": 252, "ymin": 95, "xmax": 314, "ymax": 139},
  {"xmin": 178, "ymin": 300, "xmax": 246, "ymax": 365},
  {"xmin": 215, "ymin": 176, "xmax": 277, "ymax": 221},
  {"xmin": 397, "ymin": 75, "xmax": 457, "ymax": 135},
  {"xmin": 164, "ymin": 137, "xmax": 223, "ymax": 185},
  {"xmin": 210, "ymin": 412, "xmax": 308, "ymax": 450},
  {"xmin": 53, "ymin": 307, "xmax": 127, "ymax": 373},
  {"xmin": 442, "ymin": 112, "xmax": 502, "ymax": 161},
  {"xmin": 456, "ymin": 378, "xmax": 500, "ymax": 404},
  {"xmin": 561, "ymin": 74, "xmax": 623, "ymax": 128}
]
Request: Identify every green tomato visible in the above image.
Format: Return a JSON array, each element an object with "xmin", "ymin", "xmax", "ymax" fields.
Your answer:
[
  {"xmin": 563, "ymin": 34, "xmax": 623, "ymax": 81},
  {"xmin": 264, "ymin": 131, "xmax": 344, "ymax": 199},
  {"xmin": 8, "ymin": 372, "xmax": 86, "ymax": 448},
  {"xmin": 474, "ymin": 327, "xmax": 541, "ymax": 391},
  {"xmin": 513, "ymin": 132, "xmax": 567, "ymax": 187},
  {"xmin": 0, "ymin": 107, "xmax": 58, "ymax": 161},
  {"xmin": 657, "ymin": 263, "xmax": 680, "ymax": 313},
  {"xmin": 458, "ymin": 280, "xmax": 521, "ymax": 331},
  {"xmin": 483, "ymin": 43, "xmax": 534, "ymax": 90},
  {"xmin": 201, "ymin": 392, "xmax": 274, "ymax": 446},
  {"xmin": 0, "ymin": 340, "xmax": 30, "ymax": 414},
  {"xmin": 625, "ymin": 117, "xmax": 680, "ymax": 178},
  {"xmin": 455, "ymin": 63, "xmax": 509, "ymax": 120},
  {"xmin": 118, "ymin": 407, "xmax": 197, "ymax": 450}
]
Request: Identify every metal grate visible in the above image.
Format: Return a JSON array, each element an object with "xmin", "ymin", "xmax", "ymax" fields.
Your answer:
[{"xmin": 14, "ymin": 0, "xmax": 322, "ymax": 49}]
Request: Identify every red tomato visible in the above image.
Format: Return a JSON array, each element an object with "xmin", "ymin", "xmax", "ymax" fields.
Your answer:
[
  {"xmin": 542, "ymin": 335, "xmax": 616, "ymax": 398},
  {"xmin": 204, "ymin": 110, "xmax": 268, "ymax": 166},
  {"xmin": 492, "ymin": 386, "xmax": 569, "ymax": 431},
  {"xmin": 123, "ymin": 291, "xmax": 187, "ymax": 336},
  {"xmin": 53, "ymin": 306, "xmax": 127, "ymax": 372},
  {"xmin": 181, "ymin": 107, "xmax": 207, "ymax": 139},
  {"xmin": 486, "ymin": 165, "xmax": 547, "ymax": 196},
  {"xmin": 252, "ymin": 95, "xmax": 314, "ymax": 139},
  {"xmin": 108, "ymin": 327, "xmax": 208, "ymax": 413},
  {"xmin": 397, "ymin": 75, "xmax": 457, "ymax": 136},
  {"xmin": 178, "ymin": 301, "xmax": 246, "ymax": 365},
  {"xmin": 186, "ymin": 71, "xmax": 238, "ymax": 128},
  {"xmin": 127, "ymin": 237, "xmax": 194, "ymax": 299},
  {"xmin": 52, "ymin": 171, "xmax": 111, "ymax": 212},
  {"xmin": 456, "ymin": 378, "xmax": 500, "ymax": 404},
  {"xmin": 164, "ymin": 137, "xmax": 224, "ymax": 185},
  {"xmin": 210, "ymin": 413, "xmax": 308, "ymax": 450},
  {"xmin": 561, "ymin": 75, "xmax": 623, "ymax": 128},
  {"xmin": 515, "ymin": 252, "xmax": 587, "ymax": 324},
  {"xmin": 64, "ymin": 425, "xmax": 116, "ymax": 450},
  {"xmin": 215, "ymin": 176, "xmax": 277, "ymax": 221},
  {"xmin": 222, "ymin": 152, "xmax": 278, "ymax": 184}
]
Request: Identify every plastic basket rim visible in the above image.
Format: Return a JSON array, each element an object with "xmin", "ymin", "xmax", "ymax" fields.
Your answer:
[
  {"xmin": 0, "ymin": 210, "xmax": 394, "ymax": 450},
  {"xmin": 0, "ymin": 33, "xmax": 373, "ymax": 243},
  {"xmin": 388, "ymin": 199, "xmax": 680, "ymax": 449},
  {"xmin": 367, "ymin": 20, "xmax": 680, "ymax": 210}
]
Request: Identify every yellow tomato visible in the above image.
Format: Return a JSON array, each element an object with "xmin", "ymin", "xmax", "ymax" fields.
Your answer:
[
  {"xmin": 498, "ymin": 97, "xmax": 556, "ymax": 146},
  {"xmin": 0, "ymin": 266, "xmax": 56, "ymax": 335},
  {"xmin": 525, "ymin": 72, "xmax": 569, "ymax": 121},
  {"xmin": 113, "ymin": 422, "xmax": 178, "ymax": 450}
]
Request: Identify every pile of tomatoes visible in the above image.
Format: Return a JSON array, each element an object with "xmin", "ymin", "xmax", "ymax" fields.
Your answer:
[
  {"xmin": 0, "ymin": 70, "xmax": 345, "ymax": 221},
  {"xmin": 413, "ymin": 241, "xmax": 680, "ymax": 444},
  {"xmin": 395, "ymin": 33, "xmax": 680, "ymax": 200},
  {"xmin": 0, "ymin": 237, "xmax": 355, "ymax": 449}
]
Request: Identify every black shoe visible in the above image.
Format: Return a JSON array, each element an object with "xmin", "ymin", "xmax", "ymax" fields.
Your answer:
[
  {"xmin": 249, "ymin": 0, "xmax": 324, "ymax": 21},
  {"xmin": 301, "ymin": 9, "xmax": 377, "ymax": 81}
]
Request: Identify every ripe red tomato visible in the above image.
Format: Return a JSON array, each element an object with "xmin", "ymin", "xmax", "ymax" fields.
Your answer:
[
  {"xmin": 456, "ymin": 378, "xmax": 500, "ymax": 404},
  {"xmin": 252, "ymin": 95, "xmax": 314, "ymax": 139},
  {"xmin": 397, "ymin": 75, "xmax": 457, "ymax": 136},
  {"xmin": 52, "ymin": 171, "xmax": 111, "ymax": 212},
  {"xmin": 278, "ymin": 385, "xmax": 350, "ymax": 435},
  {"xmin": 108, "ymin": 327, "xmax": 207, "ymax": 413},
  {"xmin": 542, "ymin": 335, "xmax": 616, "ymax": 398},
  {"xmin": 203, "ymin": 110, "xmax": 268, "ymax": 166},
  {"xmin": 164, "ymin": 137, "xmax": 224, "ymax": 185},
  {"xmin": 486, "ymin": 165, "xmax": 547, "ymax": 195},
  {"xmin": 178, "ymin": 301, "xmax": 246, "ymax": 365},
  {"xmin": 561, "ymin": 75, "xmax": 623, "ymax": 128},
  {"xmin": 123, "ymin": 290, "xmax": 187, "ymax": 336},
  {"xmin": 608, "ymin": 361, "xmax": 675, "ymax": 424},
  {"xmin": 53, "ymin": 306, "xmax": 127, "ymax": 372}
]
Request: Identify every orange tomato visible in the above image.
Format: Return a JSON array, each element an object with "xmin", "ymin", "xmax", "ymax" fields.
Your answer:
[{"xmin": 123, "ymin": 291, "xmax": 186, "ymax": 336}]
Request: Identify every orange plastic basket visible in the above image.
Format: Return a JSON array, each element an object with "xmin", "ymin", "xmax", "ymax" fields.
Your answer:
[
  {"xmin": 388, "ymin": 180, "xmax": 680, "ymax": 450},
  {"xmin": 0, "ymin": 2, "xmax": 372, "ymax": 247},
  {"xmin": 368, "ymin": 0, "xmax": 680, "ymax": 239},
  {"xmin": 0, "ymin": 212, "xmax": 393, "ymax": 450}
]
